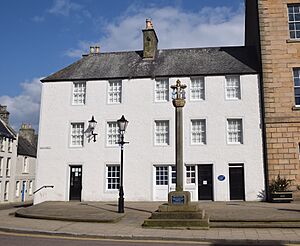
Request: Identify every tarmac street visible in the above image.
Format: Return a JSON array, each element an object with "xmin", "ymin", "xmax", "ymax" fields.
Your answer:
[{"xmin": 1, "ymin": 201, "xmax": 300, "ymax": 245}]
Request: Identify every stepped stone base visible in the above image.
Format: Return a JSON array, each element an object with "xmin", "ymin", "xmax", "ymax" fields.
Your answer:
[{"xmin": 143, "ymin": 191, "xmax": 209, "ymax": 229}]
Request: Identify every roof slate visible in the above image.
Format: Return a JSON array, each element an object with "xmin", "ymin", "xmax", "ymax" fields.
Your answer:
[
  {"xmin": 0, "ymin": 119, "xmax": 16, "ymax": 139},
  {"xmin": 41, "ymin": 46, "xmax": 259, "ymax": 82},
  {"xmin": 17, "ymin": 137, "xmax": 37, "ymax": 158}
]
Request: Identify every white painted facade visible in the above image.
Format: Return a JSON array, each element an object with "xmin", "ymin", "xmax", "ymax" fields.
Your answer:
[{"xmin": 35, "ymin": 74, "xmax": 265, "ymax": 204}]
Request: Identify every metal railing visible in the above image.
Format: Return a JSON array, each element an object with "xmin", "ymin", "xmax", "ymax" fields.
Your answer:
[{"xmin": 33, "ymin": 185, "xmax": 54, "ymax": 194}]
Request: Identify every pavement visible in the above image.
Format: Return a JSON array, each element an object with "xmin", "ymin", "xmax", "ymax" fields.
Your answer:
[{"xmin": 1, "ymin": 201, "xmax": 300, "ymax": 244}]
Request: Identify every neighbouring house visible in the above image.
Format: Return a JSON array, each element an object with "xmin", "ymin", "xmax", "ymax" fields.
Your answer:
[
  {"xmin": 35, "ymin": 16, "xmax": 265, "ymax": 204},
  {"xmin": 0, "ymin": 105, "xmax": 37, "ymax": 203},
  {"xmin": 246, "ymin": 0, "xmax": 300, "ymax": 199}
]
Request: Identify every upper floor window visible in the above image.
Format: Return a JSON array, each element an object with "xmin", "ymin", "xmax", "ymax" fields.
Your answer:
[
  {"xmin": 6, "ymin": 158, "xmax": 11, "ymax": 177},
  {"xmin": 190, "ymin": 77, "xmax": 205, "ymax": 100},
  {"xmin": 107, "ymin": 122, "xmax": 120, "ymax": 146},
  {"xmin": 23, "ymin": 157, "xmax": 29, "ymax": 173},
  {"xmin": 225, "ymin": 76, "xmax": 241, "ymax": 100},
  {"xmin": 108, "ymin": 80, "xmax": 122, "ymax": 104},
  {"xmin": 288, "ymin": 4, "xmax": 300, "ymax": 39},
  {"xmin": 72, "ymin": 82, "xmax": 86, "ymax": 105},
  {"xmin": 227, "ymin": 119, "xmax": 243, "ymax": 144},
  {"xmin": 191, "ymin": 119, "xmax": 206, "ymax": 145},
  {"xmin": 106, "ymin": 165, "xmax": 120, "ymax": 190},
  {"xmin": 293, "ymin": 68, "xmax": 300, "ymax": 106},
  {"xmin": 154, "ymin": 120, "xmax": 169, "ymax": 145},
  {"xmin": 0, "ymin": 137, "xmax": 5, "ymax": 152},
  {"xmin": 8, "ymin": 139, "xmax": 12, "ymax": 153},
  {"xmin": 155, "ymin": 79, "xmax": 169, "ymax": 102},
  {"xmin": 70, "ymin": 123, "xmax": 84, "ymax": 147}
]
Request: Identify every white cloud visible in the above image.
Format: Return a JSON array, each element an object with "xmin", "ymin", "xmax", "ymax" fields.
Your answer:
[
  {"xmin": 48, "ymin": 0, "xmax": 82, "ymax": 16},
  {"xmin": 0, "ymin": 78, "xmax": 42, "ymax": 131},
  {"xmin": 66, "ymin": 4, "xmax": 245, "ymax": 58}
]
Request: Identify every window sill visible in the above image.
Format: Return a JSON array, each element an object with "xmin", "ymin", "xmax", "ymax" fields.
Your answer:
[
  {"xmin": 292, "ymin": 106, "xmax": 300, "ymax": 111},
  {"xmin": 154, "ymin": 144, "xmax": 170, "ymax": 147},
  {"xmin": 286, "ymin": 39, "xmax": 300, "ymax": 43},
  {"xmin": 227, "ymin": 142, "xmax": 243, "ymax": 145},
  {"xmin": 22, "ymin": 172, "xmax": 29, "ymax": 174}
]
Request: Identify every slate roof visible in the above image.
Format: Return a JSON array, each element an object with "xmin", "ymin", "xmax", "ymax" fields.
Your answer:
[
  {"xmin": 41, "ymin": 46, "xmax": 259, "ymax": 82},
  {"xmin": 17, "ymin": 137, "xmax": 37, "ymax": 158},
  {"xmin": 0, "ymin": 119, "xmax": 16, "ymax": 139}
]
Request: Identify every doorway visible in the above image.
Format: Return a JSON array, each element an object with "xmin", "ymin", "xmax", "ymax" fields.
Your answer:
[
  {"xmin": 229, "ymin": 164, "xmax": 245, "ymax": 200},
  {"xmin": 198, "ymin": 165, "xmax": 213, "ymax": 200},
  {"xmin": 69, "ymin": 165, "xmax": 82, "ymax": 201}
]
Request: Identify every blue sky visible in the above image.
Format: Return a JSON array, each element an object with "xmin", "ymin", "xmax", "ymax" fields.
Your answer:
[{"xmin": 0, "ymin": 0, "xmax": 244, "ymax": 130}]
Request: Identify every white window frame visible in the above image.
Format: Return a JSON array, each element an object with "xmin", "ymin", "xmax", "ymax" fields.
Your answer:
[
  {"xmin": 0, "ymin": 137, "xmax": 5, "ymax": 152},
  {"xmin": 154, "ymin": 120, "xmax": 169, "ymax": 146},
  {"xmin": 0, "ymin": 157, "xmax": 3, "ymax": 177},
  {"xmin": 106, "ymin": 165, "xmax": 120, "ymax": 190},
  {"xmin": 155, "ymin": 78, "xmax": 169, "ymax": 102},
  {"xmin": 108, "ymin": 80, "xmax": 122, "ymax": 104},
  {"xmin": 8, "ymin": 139, "xmax": 12, "ymax": 153},
  {"xmin": 191, "ymin": 119, "xmax": 206, "ymax": 145},
  {"xmin": 225, "ymin": 76, "xmax": 241, "ymax": 100},
  {"xmin": 70, "ymin": 122, "xmax": 84, "ymax": 147},
  {"xmin": 23, "ymin": 157, "xmax": 29, "ymax": 173},
  {"xmin": 190, "ymin": 77, "xmax": 205, "ymax": 101},
  {"xmin": 186, "ymin": 165, "xmax": 196, "ymax": 184},
  {"xmin": 293, "ymin": 68, "xmax": 300, "ymax": 106},
  {"xmin": 29, "ymin": 180, "xmax": 33, "ymax": 196},
  {"xmin": 227, "ymin": 118, "xmax": 243, "ymax": 144},
  {"xmin": 6, "ymin": 158, "xmax": 10, "ymax": 177},
  {"xmin": 15, "ymin": 181, "xmax": 20, "ymax": 198},
  {"xmin": 72, "ymin": 81, "xmax": 86, "ymax": 105},
  {"xmin": 4, "ymin": 181, "xmax": 9, "ymax": 201},
  {"xmin": 288, "ymin": 4, "xmax": 300, "ymax": 40},
  {"xmin": 106, "ymin": 121, "xmax": 120, "ymax": 146}
]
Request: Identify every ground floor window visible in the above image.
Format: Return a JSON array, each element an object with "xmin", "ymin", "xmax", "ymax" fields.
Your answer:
[
  {"xmin": 106, "ymin": 165, "xmax": 120, "ymax": 190},
  {"xmin": 15, "ymin": 181, "xmax": 20, "ymax": 197},
  {"xmin": 186, "ymin": 165, "xmax": 196, "ymax": 184},
  {"xmin": 155, "ymin": 166, "xmax": 170, "ymax": 185},
  {"xmin": 4, "ymin": 181, "xmax": 9, "ymax": 201},
  {"xmin": 29, "ymin": 180, "xmax": 33, "ymax": 195}
]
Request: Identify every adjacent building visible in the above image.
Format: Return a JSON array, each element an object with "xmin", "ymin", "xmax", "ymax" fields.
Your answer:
[
  {"xmin": 0, "ymin": 105, "xmax": 36, "ymax": 203},
  {"xmin": 35, "ymin": 19, "xmax": 265, "ymax": 204},
  {"xmin": 246, "ymin": 0, "xmax": 300, "ymax": 198}
]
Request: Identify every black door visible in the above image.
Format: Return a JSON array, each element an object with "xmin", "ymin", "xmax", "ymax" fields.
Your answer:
[
  {"xmin": 229, "ymin": 166, "xmax": 245, "ymax": 200},
  {"xmin": 198, "ymin": 165, "xmax": 213, "ymax": 200},
  {"xmin": 69, "ymin": 166, "xmax": 82, "ymax": 201}
]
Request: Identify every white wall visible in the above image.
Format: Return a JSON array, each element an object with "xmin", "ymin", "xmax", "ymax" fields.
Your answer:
[{"xmin": 35, "ymin": 75, "xmax": 264, "ymax": 204}]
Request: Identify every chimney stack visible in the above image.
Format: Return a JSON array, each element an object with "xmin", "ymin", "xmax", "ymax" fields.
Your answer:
[
  {"xmin": 0, "ymin": 105, "xmax": 10, "ymax": 125},
  {"xmin": 143, "ymin": 18, "xmax": 158, "ymax": 59},
  {"xmin": 19, "ymin": 123, "xmax": 36, "ymax": 146},
  {"xmin": 90, "ymin": 46, "xmax": 100, "ymax": 55}
]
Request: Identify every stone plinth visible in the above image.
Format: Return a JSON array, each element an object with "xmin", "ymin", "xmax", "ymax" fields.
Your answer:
[{"xmin": 143, "ymin": 191, "xmax": 209, "ymax": 229}]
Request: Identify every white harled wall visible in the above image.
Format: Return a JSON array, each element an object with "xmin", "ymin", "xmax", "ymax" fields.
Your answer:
[{"xmin": 35, "ymin": 74, "xmax": 265, "ymax": 204}]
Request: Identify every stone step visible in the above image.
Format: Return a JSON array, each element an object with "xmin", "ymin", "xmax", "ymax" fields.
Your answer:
[
  {"xmin": 210, "ymin": 221, "xmax": 300, "ymax": 228},
  {"xmin": 150, "ymin": 211, "xmax": 205, "ymax": 219},
  {"xmin": 142, "ymin": 217, "xmax": 209, "ymax": 229}
]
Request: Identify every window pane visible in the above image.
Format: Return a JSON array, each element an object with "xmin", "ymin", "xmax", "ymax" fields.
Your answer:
[
  {"xmin": 155, "ymin": 120, "xmax": 169, "ymax": 145},
  {"xmin": 227, "ymin": 119, "xmax": 243, "ymax": 144},
  {"xmin": 155, "ymin": 166, "xmax": 168, "ymax": 185},
  {"xmin": 155, "ymin": 79, "xmax": 169, "ymax": 102},
  {"xmin": 191, "ymin": 119, "xmax": 206, "ymax": 144},
  {"xmin": 107, "ymin": 165, "xmax": 120, "ymax": 190},
  {"xmin": 71, "ymin": 123, "xmax": 84, "ymax": 146},
  {"xmin": 190, "ymin": 77, "xmax": 205, "ymax": 100},
  {"xmin": 107, "ymin": 122, "xmax": 120, "ymax": 146},
  {"xmin": 225, "ymin": 76, "xmax": 241, "ymax": 99},
  {"xmin": 108, "ymin": 80, "xmax": 122, "ymax": 103},
  {"xmin": 72, "ymin": 82, "xmax": 86, "ymax": 105}
]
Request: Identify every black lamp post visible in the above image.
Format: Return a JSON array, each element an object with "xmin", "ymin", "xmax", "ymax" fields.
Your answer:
[
  {"xmin": 88, "ymin": 116, "xmax": 98, "ymax": 142},
  {"xmin": 117, "ymin": 115, "xmax": 129, "ymax": 213}
]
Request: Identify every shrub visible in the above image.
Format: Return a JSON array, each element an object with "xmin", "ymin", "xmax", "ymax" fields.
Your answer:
[{"xmin": 269, "ymin": 174, "xmax": 291, "ymax": 193}]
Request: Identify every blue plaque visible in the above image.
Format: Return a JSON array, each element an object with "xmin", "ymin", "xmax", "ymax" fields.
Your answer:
[
  {"xmin": 218, "ymin": 175, "xmax": 225, "ymax": 181},
  {"xmin": 171, "ymin": 195, "xmax": 185, "ymax": 205}
]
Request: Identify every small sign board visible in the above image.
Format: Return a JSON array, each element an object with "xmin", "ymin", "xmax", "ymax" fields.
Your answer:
[
  {"xmin": 171, "ymin": 195, "xmax": 185, "ymax": 205},
  {"xmin": 218, "ymin": 175, "xmax": 225, "ymax": 181}
]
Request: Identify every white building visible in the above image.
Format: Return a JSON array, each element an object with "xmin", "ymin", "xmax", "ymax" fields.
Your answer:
[
  {"xmin": 35, "ymin": 20, "xmax": 265, "ymax": 204},
  {"xmin": 0, "ymin": 106, "xmax": 36, "ymax": 203}
]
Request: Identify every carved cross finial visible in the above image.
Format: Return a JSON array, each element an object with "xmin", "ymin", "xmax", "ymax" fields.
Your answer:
[{"xmin": 171, "ymin": 79, "xmax": 187, "ymax": 100}]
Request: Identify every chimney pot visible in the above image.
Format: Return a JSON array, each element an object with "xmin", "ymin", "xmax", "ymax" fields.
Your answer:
[
  {"xmin": 95, "ymin": 46, "xmax": 100, "ymax": 54},
  {"xmin": 90, "ymin": 46, "xmax": 95, "ymax": 54},
  {"xmin": 146, "ymin": 18, "xmax": 153, "ymax": 29}
]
